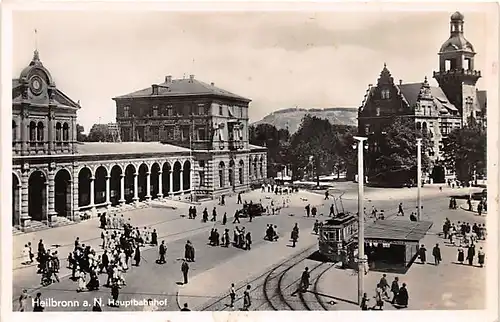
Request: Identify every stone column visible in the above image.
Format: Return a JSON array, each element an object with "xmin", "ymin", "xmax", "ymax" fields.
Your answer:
[
  {"xmin": 169, "ymin": 170, "xmax": 173, "ymax": 197},
  {"xmin": 133, "ymin": 173, "xmax": 139, "ymax": 202},
  {"xmin": 20, "ymin": 171, "xmax": 30, "ymax": 225},
  {"xmin": 72, "ymin": 170, "xmax": 79, "ymax": 221},
  {"xmin": 89, "ymin": 176, "xmax": 95, "ymax": 210},
  {"xmin": 145, "ymin": 171, "xmax": 151, "ymax": 200},
  {"xmin": 158, "ymin": 170, "xmax": 164, "ymax": 199},
  {"xmin": 179, "ymin": 170, "xmax": 184, "ymax": 194},
  {"xmin": 48, "ymin": 168, "xmax": 57, "ymax": 220},
  {"xmin": 45, "ymin": 182, "xmax": 49, "ymax": 223},
  {"xmin": 105, "ymin": 175, "xmax": 111, "ymax": 208},
  {"xmin": 119, "ymin": 174, "xmax": 125, "ymax": 205}
]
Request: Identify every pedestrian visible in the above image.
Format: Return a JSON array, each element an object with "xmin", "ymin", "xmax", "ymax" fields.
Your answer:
[
  {"xmin": 211, "ymin": 207, "xmax": 217, "ymax": 222},
  {"xmin": 22, "ymin": 244, "xmax": 30, "ymax": 265},
  {"xmin": 418, "ymin": 244, "xmax": 427, "ymax": 264},
  {"xmin": 180, "ymin": 303, "xmax": 191, "ymax": 311},
  {"xmin": 432, "ymin": 243, "xmax": 442, "ymax": 265},
  {"xmin": 329, "ymin": 204, "xmax": 334, "ymax": 217},
  {"xmin": 477, "ymin": 247, "xmax": 485, "ymax": 267},
  {"xmin": 181, "ymin": 259, "xmax": 189, "ymax": 284},
  {"xmin": 222, "ymin": 212, "xmax": 227, "ymax": 225},
  {"xmin": 134, "ymin": 245, "xmax": 141, "ymax": 267},
  {"xmin": 360, "ymin": 293, "xmax": 369, "ymax": 310},
  {"xmin": 158, "ymin": 241, "xmax": 166, "ymax": 264},
  {"xmin": 457, "ymin": 248, "xmax": 465, "ymax": 264},
  {"xmin": 237, "ymin": 192, "xmax": 242, "ymax": 204},
  {"xmin": 395, "ymin": 283, "xmax": 409, "ymax": 308},
  {"xmin": 151, "ymin": 229, "xmax": 158, "ymax": 246},
  {"xmin": 221, "ymin": 194, "xmax": 225, "ymax": 206},
  {"xmin": 390, "ymin": 277, "xmax": 400, "ymax": 304},
  {"xmin": 379, "ymin": 274, "xmax": 389, "ymax": 299},
  {"xmin": 33, "ymin": 292, "xmax": 44, "ymax": 312},
  {"xmin": 478, "ymin": 202, "xmax": 483, "ymax": 216},
  {"xmin": 110, "ymin": 281, "xmax": 120, "ymax": 307},
  {"xmin": 398, "ymin": 202, "xmax": 404, "ymax": 216},
  {"xmin": 291, "ymin": 228, "xmax": 298, "ymax": 248},
  {"xmin": 300, "ymin": 267, "xmax": 310, "ymax": 291},
  {"xmin": 245, "ymin": 232, "xmax": 252, "ymax": 250},
  {"xmin": 243, "ymin": 285, "xmax": 251, "ymax": 311},
  {"xmin": 305, "ymin": 204, "xmax": 310, "ymax": 217},
  {"xmin": 229, "ymin": 283, "xmax": 236, "ymax": 308},
  {"xmin": 233, "ymin": 210, "xmax": 240, "ymax": 223},
  {"xmin": 311, "ymin": 206, "xmax": 317, "ymax": 217},
  {"xmin": 18, "ymin": 289, "xmax": 31, "ymax": 312},
  {"xmin": 467, "ymin": 244, "xmax": 476, "ymax": 265},
  {"xmin": 324, "ymin": 190, "xmax": 329, "ymax": 200},
  {"xmin": 374, "ymin": 283, "xmax": 384, "ymax": 310}
]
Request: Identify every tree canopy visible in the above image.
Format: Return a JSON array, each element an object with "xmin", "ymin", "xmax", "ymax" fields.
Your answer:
[{"xmin": 442, "ymin": 122, "xmax": 486, "ymax": 182}]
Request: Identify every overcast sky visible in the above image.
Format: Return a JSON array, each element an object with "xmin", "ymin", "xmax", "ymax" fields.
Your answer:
[{"xmin": 11, "ymin": 4, "xmax": 494, "ymax": 132}]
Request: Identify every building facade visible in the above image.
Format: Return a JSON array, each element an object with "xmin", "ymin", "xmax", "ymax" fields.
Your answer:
[
  {"xmin": 358, "ymin": 12, "xmax": 487, "ymax": 183},
  {"xmin": 113, "ymin": 74, "xmax": 267, "ymax": 199}
]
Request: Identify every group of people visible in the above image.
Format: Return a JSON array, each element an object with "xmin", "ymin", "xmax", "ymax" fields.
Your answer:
[
  {"xmin": 442, "ymin": 217, "xmax": 487, "ymax": 247},
  {"xmin": 31, "ymin": 240, "xmax": 61, "ymax": 286},
  {"xmin": 361, "ymin": 274, "xmax": 409, "ymax": 310}
]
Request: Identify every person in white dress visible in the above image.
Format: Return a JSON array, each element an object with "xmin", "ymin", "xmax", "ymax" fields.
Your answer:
[
  {"xmin": 22, "ymin": 244, "xmax": 31, "ymax": 265},
  {"xmin": 77, "ymin": 270, "xmax": 86, "ymax": 292}
]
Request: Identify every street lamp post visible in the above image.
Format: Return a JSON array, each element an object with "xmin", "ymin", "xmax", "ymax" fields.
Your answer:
[
  {"xmin": 417, "ymin": 138, "xmax": 422, "ymax": 221},
  {"xmin": 354, "ymin": 136, "xmax": 367, "ymax": 305}
]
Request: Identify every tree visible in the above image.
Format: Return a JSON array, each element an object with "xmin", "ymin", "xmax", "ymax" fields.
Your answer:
[
  {"xmin": 290, "ymin": 115, "xmax": 337, "ymax": 185},
  {"xmin": 442, "ymin": 122, "xmax": 486, "ymax": 182},
  {"xmin": 87, "ymin": 124, "xmax": 113, "ymax": 142},
  {"xmin": 249, "ymin": 123, "xmax": 291, "ymax": 178},
  {"xmin": 76, "ymin": 124, "xmax": 87, "ymax": 142},
  {"xmin": 366, "ymin": 117, "xmax": 431, "ymax": 186}
]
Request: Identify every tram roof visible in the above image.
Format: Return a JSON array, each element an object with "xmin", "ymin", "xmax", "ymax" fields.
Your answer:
[{"xmin": 362, "ymin": 220, "xmax": 433, "ymax": 242}]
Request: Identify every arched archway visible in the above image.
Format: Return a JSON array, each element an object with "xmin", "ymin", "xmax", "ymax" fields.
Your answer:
[
  {"xmin": 150, "ymin": 163, "xmax": 161, "ymax": 199},
  {"xmin": 173, "ymin": 161, "xmax": 182, "ymax": 193},
  {"xmin": 78, "ymin": 167, "xmax": 92, "ymax": 207},
  {"xmin": 12, "ymin": 173, "xmax": 20, "ymax": 226},
  {"xmin": 238, "ymin": 160, "xmax": 244, "ymax": 185},
  {"xmin": 431, "ymin": 165, "xmax": 446, "ymax": 184},
  {"xmin": 183, "ymin": 161, "xmax": 191, "ymax": 191},
  {"xmin": 95, "ymin": 166, "xmax": 107, "ymax": 205},
  {"xmin": 28, "ymin": 171, "xmax": 47, "ymax": 221},
  {"xmin": 219, "ymin": 161, "xmax": 225, "ymax": 188},
  {"xmin": 124, "ymin": 164, "xmax": 136, "ymax": 204},
  {"xmin": 228, "ymin": 159, "xmax": 235, "ymax": 188},
  {"xmin": 55, "ymin": 169, "xmax": 71, "ymax": 217},
  {"xmin": 138, "ymin": 163, "xmax": 149, "ymax": 201},
  {"xmin": 110, "ymin": 165, "xmax": 122, "ymax": 206},
  {"xmin": 162, "ymin": 162, "xmax": 171, "ymax": 197}
]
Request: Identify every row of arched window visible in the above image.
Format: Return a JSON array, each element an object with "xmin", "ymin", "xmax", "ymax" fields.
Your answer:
[
  {"xmin": 218, "ymin": 160, "xmax": 247, "ymax": 188},
  {"xmin": 12, "ymin": 120, "xmax": 70, "ymax": 142}
]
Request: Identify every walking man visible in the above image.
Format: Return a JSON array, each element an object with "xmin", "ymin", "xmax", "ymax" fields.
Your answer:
[
  {"xmin": 398, "ymin": 202, "xmax": 404, "ymax": 216},
  {"xmin": 233, "ymin": 210, "xmax": 240, "ymax": 224},
  {"xmin": 211, "ymin": 207, "xmax": 217, "ymax": 222},
  {"xmin": 237, "ymin": 192, "xmax": 242, "ymax": 204},
  {"xmin": 181, "ymin": 259, "xmax": 189, "ymax": 285},
  {"xmin": 158, "ymin": 241, "xmax": 166, "ymax": 264},
  {"xmin": 229, "ymin": 283, "xmax": 236, "ymax": 308},
  {"xmin": 222, "ymin": 212, "xmax": 227, "ymax": 225},
  {"xmin": 300, "ymin": 267, "xmax": 310, "ymax": 291},
  {"xmin": 243, "ymin": 285, "xmax": 251, "ymax": 311},
  {"xmin": 432, "ymin": 243, "xmax": 442, "ymax": 266},
  {"xmin": 391, "ymin": 277, "xmax": 400, "ymax": 304},
  {"xmin": 305, "ymin": 204, "xmax": 310, "ymax": 217}
]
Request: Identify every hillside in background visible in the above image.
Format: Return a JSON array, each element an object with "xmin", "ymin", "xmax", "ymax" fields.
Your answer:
[{"xmin": 252, "ymin": 107, "xmax": 358, "ymax": 134}]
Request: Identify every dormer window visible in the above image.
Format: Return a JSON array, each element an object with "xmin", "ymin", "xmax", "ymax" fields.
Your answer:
[{"xmin": 381, "ymin": 89, "xmax": 390, "ymax": 99}]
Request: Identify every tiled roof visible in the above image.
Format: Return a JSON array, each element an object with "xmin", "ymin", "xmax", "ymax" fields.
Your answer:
[
  {"xmin": 76, "ymin": 142, "xmax": 190, "ymax": 155},
  {"xmin": 113, "ymin": 78, "xmax": 251, "ymax": 102},
  {"xmin": 362, "ymin": 220, "xmax": 433, "ymax": 242},
  {"xmin": 396, "ymin": 83, "xmax": 422, "ymax": 108},
  {"xmin": 430, "ymin": 87, "xmax": 458, "ymax": 112},
  {"xmin": 249, "ymin": 144, "xmax": 267, "ymax": 150}
]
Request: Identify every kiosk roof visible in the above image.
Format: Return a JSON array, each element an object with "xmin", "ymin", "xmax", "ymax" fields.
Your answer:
[{"xmin": 363, "ymin": 220, "xmax": 433, "ymax": 242}]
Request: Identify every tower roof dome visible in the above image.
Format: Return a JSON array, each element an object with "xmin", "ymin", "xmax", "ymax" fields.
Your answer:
[{"xmin": 451, "ymin": 11, "xmax": 464, "ymax": 21}]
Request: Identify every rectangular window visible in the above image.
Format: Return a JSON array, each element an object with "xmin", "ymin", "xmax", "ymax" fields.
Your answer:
[
  {"xmin": 165, "ymin": 126, "xmax": 174, "ymax": 140},
  {"xmin": 167, "ymin": 105, "xmax": 173, "ymax": 116},
  {"xmin": 198, "ymin": 128, "xmax": 206, "ymax": 140},
  {"xmin": 152, "ymin": 105, "xmax": 158, "ymax": 117},
  {"xmin": 198, "ymin": 104, "xmax": 205, "ymax": 115},
  {"xmin": 199, "ymin": 170, "xmax": 205, "ymax": 186},
  {"xmin": 123, "ymin": 106, "xmax": 130, "ymax": 117},
  {"xmin": 182, "ymin": 127, "xmax": 190, "ymax": 141},
  {"xmin": 151, "ymin": 126, "xmax": 159, "ymax": 141},
  {"xmin": 219, "ymin": 105, "xmax": 223, "ymax": 116}
]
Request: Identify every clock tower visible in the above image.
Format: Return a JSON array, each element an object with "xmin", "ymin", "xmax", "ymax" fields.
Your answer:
[{"xmin": 433, "ymin": 11, "xmax": 481, "ymax": 126}]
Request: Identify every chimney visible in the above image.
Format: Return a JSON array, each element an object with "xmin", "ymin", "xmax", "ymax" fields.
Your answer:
[
  {"xmin": 165, "ymin": 75, "xmax": 172, "ymax": 83},
  {"xmin": 210, "ymin": 82, "xmax": 215, "ymax": 86},
  {"xmin": 399, "ymin": 79, "xmax": 403, "ymax": 85},
  {"xmin": 189, "ymin": 74, "xmax": 195, "ymax": 82}
]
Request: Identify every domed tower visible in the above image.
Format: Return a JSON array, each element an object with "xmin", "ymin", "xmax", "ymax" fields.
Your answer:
[{"xmin": 433, "ymin": 11, "xmax": 481, "ymax": 126}]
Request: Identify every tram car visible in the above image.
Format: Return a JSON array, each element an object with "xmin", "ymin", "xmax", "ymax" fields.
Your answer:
[{"xmin": 318, "ymin": 212, "xmax": 358, "ymax": 262}]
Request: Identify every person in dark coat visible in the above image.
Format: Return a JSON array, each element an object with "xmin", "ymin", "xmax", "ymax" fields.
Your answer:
[
  {"xmin": 300, "ymin": 267, "xmax": 310, "ymax": 291},
  {"xmin": 432, "ymin": 243, "xmax": 442, "ymax": 265},
  {"xmin": 211, "ymin": 207, "xmax": 217, "ymax": 222},
  {"xmin": 100, "ymin": 213, "xmax": 107, "ymax": 229},
  {"xmin": 158, "ymin": 241, "xmax": 166, "ymax": 264},
  {"xmin": 181, "ymin": 260, "xmax": 189, "ymax": 284},
  {"xmin": 396, "ymin": 283, "xmax": 409, "ymax": 308},
  {"xmin": 134, "ymin": 245, "xmax": 141, "ymax": 266},
  {"xmin": 467, "ymin": 245, "xmax": 475, "ymax": 265},
  {"xmin": 222, "ymin": 212, "xmax": 227, "ymax": 225},
  {"xmin": 110, "ymin": 281, "xmax": 120, "ymax": 307},
  {"xmin": 457, "ymin": 248, "xmax": 465, "ymax": 264},
  {"xmin": 418, "ymin": 245, "xmax": 427, "ymax": 264},
  {"xmin": 151, "ymin": 229, "xmax": 158, "ymax": 246},
  {"xmin": 245, "ymin": 232, "xmax": 252, "ymax": 250},
  {"xmin": 203, "ymin": 208, "xmax": 209, "ymax": 223},
  {"xmin": 305, "ymin": 204, "xmax": 310, "ymax": 217},
  {"xmin": 390, "ymin": 277, "xmax": 400, "ymax": 304},
  {"xmin": 291, "ymin": 229, "xmax": 298, "ymax": 247},
  {"xmin": 477, "ymin": 247, "xmax": 485, "ymax": 267},
  {"xmin": 237, "ymin": 192, "xmax": 242, "ymax": 204},
  {"xmin": 360, "ymin": 293, "xmax": 369, "ymax": 310}
]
